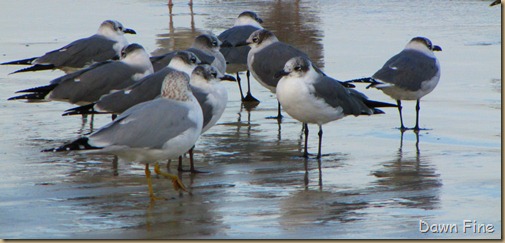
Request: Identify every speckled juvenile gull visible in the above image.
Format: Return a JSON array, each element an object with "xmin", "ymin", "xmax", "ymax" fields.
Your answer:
[
  {"xmin": 218, "ymin": 11, "xmax": 263, "ymax": 102},
  {"xmin": 2, "ymin": 20, "xmax": 136, "ymax": 74},
  {"xmin": 347, "ymin": 37, "xmax": 442, "ymax": 131},
  {"xmin": 275, "ymin": 56, "xmax": 396, "ymax": 158},
  {"xmin": 8, "ymin": 43, "xmax": 153, "ymax": 106},
  {"xmin": 43, "ymin": 71, "xmax": 203, "ymax": 201}
]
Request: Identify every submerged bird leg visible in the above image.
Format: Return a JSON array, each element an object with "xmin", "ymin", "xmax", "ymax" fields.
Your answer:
[
  {"xmin": 317, "ymin": 125, "xmax": 323, "ymax": 159},
  {"xmin": 145, "ymin": 164, "xmax": 163, "ymax": 201},
  {"xmin": 277, "ymin": 101, "xmax": 283, "ymax": 120},
  {"xmin": 236, "ymin": 72, "xmax": 245, "ymax": 100},
  {"xmin": 243, "ymin": 70, "xmax": 259, "ymax": 103},
  {"xmin": 303, "ymin": 123, "xmax": 309, "ymax": 158},
  {"xmin": 154, "ymin": 162, "xmax": 187, "ymax": 192},
  {"xmin": 396, "ymin": 100, "xmax": 406, "ymax": 131},
  {"xmin": 414, "ymin": 99, "xmax": 421, "ymax": 131}
]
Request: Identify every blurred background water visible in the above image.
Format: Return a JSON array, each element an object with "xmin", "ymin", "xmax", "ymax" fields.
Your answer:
[{"xmin": 0, "ymin": 0, "xmax": 501, "ymax": 239}]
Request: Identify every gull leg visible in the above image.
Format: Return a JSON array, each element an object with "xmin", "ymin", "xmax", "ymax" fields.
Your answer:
[
  {"xmin": 243, "ymin": 70, "xmax": 260, "ymax": 103},
  {"xmin": 236, "ymin": 72, "xmax": 245, "ymax": 100},
  {"xmin": 414, "ymin": 99, "xmax": 421, "ymax": 131},
  {"xmin": 154, "ymin": 162, "xmax": 187, "ymax": 192},
  {"xmin": 145, "ymin": 164, "xmax": 163, "ymax": 201},
  {"xmin": 303, "ymin": 123, "xmax": 309, "ymax": 158},
  {"xmin": 317, "ymin": 125, "xmax": 323, "ymax": 159},
  {"xmin": 397, "ymin": 100, "xmax": 406, "ymax": 131}
]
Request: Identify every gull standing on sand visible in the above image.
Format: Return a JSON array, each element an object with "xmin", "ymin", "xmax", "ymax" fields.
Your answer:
[
  {"xmin": 348, "ymin": 37, "xmax": 441, "ymax": 131},
  {"xmin": 63, "ymin": 51, "xmax": 201, "ymax": 116},
  {"xmin": 218, "ymin": 11, "xmax": 264, "ymax": 102},
  {"xmin": 2, "ymin": 20, "xmax": 136, "ymax": 74},
  {"xmin": 275, "ymin": 56, "xmax": 396, "ymax": 158},
  {"xmin": 43, "ymin": 71, "xmax": 203, "ymax": 201},
  {"xmin": 9, "ymin": 43, "xmax": 153, "ymax": 106}
]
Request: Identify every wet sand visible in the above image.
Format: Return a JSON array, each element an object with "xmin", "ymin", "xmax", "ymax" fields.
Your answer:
[{"xmin": 0, "ymin": 0, "xmax": 501, "ymax": 239}]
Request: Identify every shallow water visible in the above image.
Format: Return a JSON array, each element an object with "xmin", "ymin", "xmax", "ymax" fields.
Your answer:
[{"xmin": 0, "ymin": 0, "xmax": 501, "ymax": 239}]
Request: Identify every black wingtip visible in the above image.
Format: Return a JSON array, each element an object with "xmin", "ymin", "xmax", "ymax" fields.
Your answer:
[
  {"xmin": 42, "ymin": 137, "xmax": 101, "ymax": 152},
  {"xmin": 1, "ymin": 57, "xmax": 37, "ymax": 66},
  {"xmin": 62, "ymin": 103, "xmax": 99, "ymax": 116},
  {"xmin": 9, "ymin": 64, "xmax": 56, "ymax": 74},
  {"xmin": 8, "ymin": 93, "xmax": 47, "ymax": 101}
]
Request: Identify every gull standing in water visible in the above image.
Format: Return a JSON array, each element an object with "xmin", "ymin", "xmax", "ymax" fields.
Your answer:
[
  {"xmin": 43, "ymin": 71, "xmax": 203, "ymax": 201},
  {"xmin": 347, "ymin": 37, "xmax": 441, "ymax": 131},
  {"xmin": 275, "ymin": 56, "xmax": 396, "ymax": 158},
  {"xmin": 2, "ymin": 20, "xmax": 136, "ymax": 74},
  {"xmin": 218, "ymin": 11, "xmax": 263, "ymax": 102},
  {"xmin": 8, "ymin": 43, "xmax": 153, "ymax": 106},
  {"xmin": 237, "ymin": 29, "xmax": 354, "ymax": 120},
  {"xmin": 62, "ymin": 51, "xmax": 201, "ymax": 117},
  {"xmin": 177, "ymin": 64, "xmax": 232, "ymax": 173}
]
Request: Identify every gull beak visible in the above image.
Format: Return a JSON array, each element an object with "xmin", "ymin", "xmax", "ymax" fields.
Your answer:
[
  {"xmin": 274, "ymin": 70, "xmax": 289, "ymax": 79},
  {"xmin": 234, "ymin": 40, "xmax": 251, "ymax": 47},
  {"xmin": 256, "ymin": 17, "xmax": 264, "ymax": 24},
  {"xmin": 220, "ymin": 74, "xmax": 237, "ymax": 82},
  {"xmin": 432, "ymin": 45, "xmax": 442, "ymax": 51},
  {"xmin": 123, "ymin": 28, "xmax": 137, "ymax": 35}
]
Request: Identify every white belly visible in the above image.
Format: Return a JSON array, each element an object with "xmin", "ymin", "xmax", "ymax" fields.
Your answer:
[{"xmin": 276, "ymin": 77, "xmax": 344, "ymax": 125}]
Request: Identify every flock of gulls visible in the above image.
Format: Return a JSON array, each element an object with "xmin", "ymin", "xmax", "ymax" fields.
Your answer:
[{"xmin": 3, "ymin": 11, "xmax": 443, "ymax": 201}]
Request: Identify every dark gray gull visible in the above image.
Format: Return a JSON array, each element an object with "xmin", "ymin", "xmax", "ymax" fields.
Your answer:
[
  {"xmin": 275, "ymin": 56, "xmax": 396, "ymax": 158},
  {"xmin": 218, "ymin": 11, "xmax": 263, "ymax": 102},
  {"xmin": 43, "ymin": 71, "xmax": 203, "ymax": 201},
  {"xmin": 237, "ymin": 29, "xmax": 354, "ymax": 120},
  {"xmin": 2, "ymin": 20, "xmax": 136, "ymax": 74},
  {"xmin": 62, "ymin": 51, "xmax": 201, "ymax": 116},
  {"xmin": 347, "ymin": 37, "xmax": 442, "ymax": 131},
  {"xmin": 150, "ymin": 33, "xmax": 227, "ymax": 76},
  {"xmin": 8, "ymin": 43, "xmax": 153, "ymax": 106}
]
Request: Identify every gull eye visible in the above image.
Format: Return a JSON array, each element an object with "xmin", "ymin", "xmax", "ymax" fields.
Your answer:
[
  {"xmin": 212, "ymin": 41, "xmax": 218, "ymax": 46},
  {"xmin": 212, "ymin": 72, "xmax": 217, "ymax": 78},
  {"xmin": 191, "ymin": 57, "xmax": 197, "ymax": 63},
  {"xmin": 294, "ymin": 66, "xmax": 302, "ymax": 71},
  {"xmin": 252, "ymin": 37, "xmax": 259, "ymax": 43}
]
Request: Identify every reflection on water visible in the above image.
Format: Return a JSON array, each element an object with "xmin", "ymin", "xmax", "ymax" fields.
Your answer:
[
  {"xmin": 371, "ymin": 131, "xmax": 442, "ymax": 210},
  {"xmin": 151, "ymin": 4, "xmax": 200, "ymax": 56}
]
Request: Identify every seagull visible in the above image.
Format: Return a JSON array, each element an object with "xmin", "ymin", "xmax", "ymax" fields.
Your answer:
[
  {"xmin": 236, "ymin": 29, "xmax": 354, "ymax": 120},
  {"xmin": 178, "ymin": 64, "xmax": 232, "ymax": 173},
  {"xmin": 62, "ymin": 51, "xmax": 201, "ymax": 117},
  {"xmin": 347, "ymin": 37, "xmax": 441, "ymax": 131},
  {"xmin": 275, "ymin": 56, "xmax": 397, "ymax": 159},
  {"xmin": 218, "ymin": 11, "xmax": 264, "ymax": 102},
  {"xmin": 150, "ymin": 33, "xmax": 227, "ymax": 76},
  {"xmin": 43, "ymin": 71, "xmax": 203, "ymax": 201},
  {"xmin": 8, "ymin": 43, "xmax": 153, "ymax": 106},
  {"xmin": 2, "ymin": 20, "xmax": 136, "ymax": 74}
]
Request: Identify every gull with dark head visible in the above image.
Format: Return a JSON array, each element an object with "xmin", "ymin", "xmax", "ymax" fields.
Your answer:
[
  {"xmin": 43, "ymin": 71, "xmax": 203, "ymax": 201},
  {"xmin": 218, "ymin": 11, "xmax": 264, "ymax": 102},
  {"xmin": 237, "ymin": 29, "xmax": 353, "ymax": 120},
  {"xmin": 63, "ymin": 51, "xmax": 201, "ymax": 117},
  {"xmin": 9, "ymin": 43, "xmax": 153, "ymax": 106},
  {"xmin": 2, "ymin": 20, "xmax": 136, "ymax": 74},
  {"xmin": 348, "ymin": 36, "xmax": 442, "ymax": 131},
  {"xmin": 275, "ymin": 56, "xmax": 396, "ymax": 158}
]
